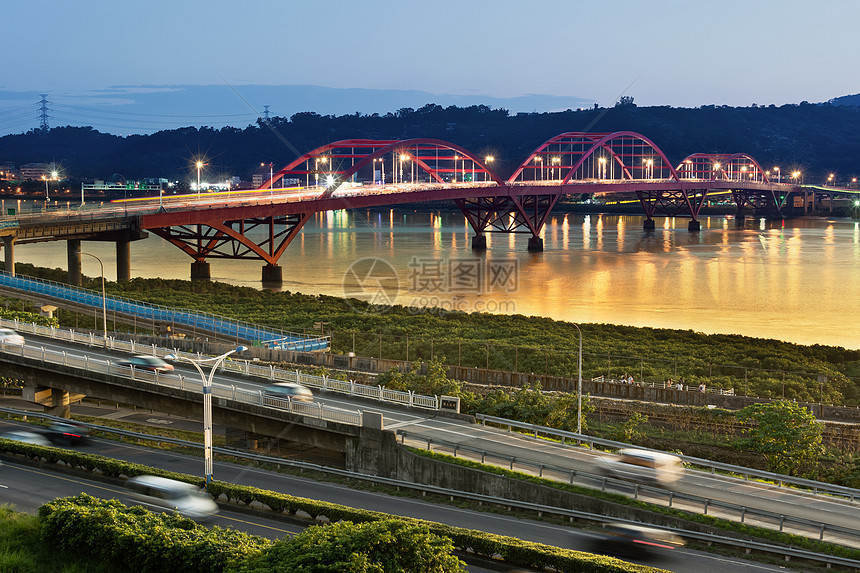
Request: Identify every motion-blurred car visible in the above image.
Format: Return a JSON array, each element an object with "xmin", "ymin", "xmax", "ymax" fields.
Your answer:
[
  {"xmin": 0, "ymin": 328, "xmax": 25, "ymax": 346},
  {"xmin": 45, "ymin": 422, "xmax": 90, "ymax": 446},
  {"xmin": 262, "ymin": 382, "xmax": 313, "ymax": 402},
  {"xmin": 598, "ymin": 448, "xmax": 682, "ymax": 487},
  {"xmin": 588, "ymin": 524, "xmax": 685, "ymax": 559},
  {"xmin": 0, "ymin": 430, "xmax": 51, "ymax": 446},
  {"xmin": 116, "ymin": 355, "xmax": 174, "ymax": 373},
  {"xmin": 125, "ymin": 475, "xmax": 218, "ymax": 520}
]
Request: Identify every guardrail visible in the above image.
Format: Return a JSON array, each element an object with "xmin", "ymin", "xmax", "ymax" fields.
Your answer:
[
  {"xmin": 0, "ymin": 319, "xmax": 442, "ymax": 413},
  {"xmin": 1, "ymin": 406, "xmax": 856, "ymax": 571},
  {"xmin": 0, "ymin": 270, "xmax": 327, "ymax": 351},
  {"xmin": 0, "ymin": 340, "xmax": 361, "ymax": 427},
  {"xmin": 475, "ymin": 413, "xmax": 860, "ymax": 502},
  {"xmin": 396, "ymin": 430, "xmax": 860, "ymax": 547}
]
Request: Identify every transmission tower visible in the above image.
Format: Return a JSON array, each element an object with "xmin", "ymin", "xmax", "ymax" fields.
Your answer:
[
  {"xmin": 262, "ymin": 105, "xmax": 271, "ymax": 123},
  {"xmin": 38, "ymin": 94, "xmax": 51, "ymax": 133}
]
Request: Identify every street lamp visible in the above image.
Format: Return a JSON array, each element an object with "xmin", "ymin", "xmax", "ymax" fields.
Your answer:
[
  {"xmin": 80, "ymin": 252, "xmax": 107, "ymax": 344},
  {"xmin": 598, "ymin": 156, "xmax": 607, "ymax": 180},
  {"xmin": 261, "ymin": 162, "xmax": 273, "ymax": 194},
  {"xmin": 484, "ymin": 155, "xmax": 494, "ymax": 181},
  {"xmin": 573, "ymin": 323, "xmax": 583, "ymax": 435},
  {"xmin": 196, "ymin": 161, "xmax": 204, "ymax": 196},
  {"xmin": 534, "ymin": 156, "xmax": 543, "ymax": 181},
  {"xmin": 773, "ymin": 166, "xmax": 780, "ymax": 183},
  {"xmin": 164, "ymin": 345, "xmax": 248, "ymax": 488}
]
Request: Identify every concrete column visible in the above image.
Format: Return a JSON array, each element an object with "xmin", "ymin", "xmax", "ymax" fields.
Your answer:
[
  {"xmin": 47, "ymin": 388, "xmax": 71, "ymax": 418},
  {"xmin": 116, "ymin": 240, "xmax": 131, "ymax": 282},
  {"xmin": 471, "ymin": 234, "xmax": 487, "ymax": 250},
  {"xmin": 527, "ymin": 236, "xmax": 544, "ymax": 252},
  {"xmin": 67, "ymin": 239, "xmax": 82, "ymax": 286},
  {"xmin": 688, "ymin": 220, "xmax": 701, "ymax": 232},
  {"xmin": 261, "ymin": 263, "xmax": 283, "ymax": 284},
  {"xmin": 643, "ymin": 219, "xmax": 656, "ymax": 231},
  {"xmin": 191, "ymin": 261, "xmax": 211, "ymax": 281},
  {"xmin": 2, "ymin": 235, "xmax": 14, "ymax": 276},
  {"xmin": 735, "ymin": 213, "xmax": 746, "ymax": 227}
]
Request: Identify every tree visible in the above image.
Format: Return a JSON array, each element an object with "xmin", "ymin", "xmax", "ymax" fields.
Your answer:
[
  {"xmin": 736, "ymin": 401, "xmax": 824, "ymax": 476},
  {"xmin": 231, "ymin": 519, "xmax": 465, "ymax": 573}
]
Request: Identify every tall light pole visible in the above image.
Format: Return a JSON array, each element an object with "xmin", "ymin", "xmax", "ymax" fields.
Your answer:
[
  {"xmin": 196, "ymin": 161, "xmax": 204, "ymax": 196},
  {"xmin": 80, "ymin": 252, "xmax": 107, "ymax": 344},
  {"xmin": 773, "ymin": 166, "xmax": 780, "ymax": 184},
  {"xmin": 261, "ymin": 162, "xmax": 273, "ymax": 194},
  {"xmin": 573, "ymin": 323, "xmax": 583, "ymax": 435},
  {"xmin": 165, "ymin": 345, "xmax": 248, "ymax": 488}
]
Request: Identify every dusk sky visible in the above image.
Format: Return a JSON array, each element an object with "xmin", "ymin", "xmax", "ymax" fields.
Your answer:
[{"xmin": 1, "ymin": 0, "xmax": 858, "ymax": 135}]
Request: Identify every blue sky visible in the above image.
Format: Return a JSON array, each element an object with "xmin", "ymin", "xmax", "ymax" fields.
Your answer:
[{"xmin": 1, "ymin": 0, "xmax": 858, "ymax": 135}]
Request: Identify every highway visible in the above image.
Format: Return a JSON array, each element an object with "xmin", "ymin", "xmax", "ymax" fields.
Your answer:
[
  {"xmin": 0, "ymin": 418, "xmax": 807, "ymax": 573},
  {"xmin": 8, "ymin": 334, "xmax": 860, "ymax": 546}
]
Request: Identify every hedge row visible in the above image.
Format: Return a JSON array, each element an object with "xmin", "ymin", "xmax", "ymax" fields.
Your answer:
[{"xmin": 0, "ymin": 437, "xmax": 667, "ymax": 573}]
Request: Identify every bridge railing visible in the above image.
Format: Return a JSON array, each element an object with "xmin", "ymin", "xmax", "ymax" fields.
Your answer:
[
  {"xmin": 1, "ymin": 339, "xmax": 362, "ymax": 426},
  {"xmin": 110, "ymin": 340, "xmax": 441, "ymax": 412},
  {"xmin": 0, "ymin": 270, "xmax": 328, "ymax": 351}
]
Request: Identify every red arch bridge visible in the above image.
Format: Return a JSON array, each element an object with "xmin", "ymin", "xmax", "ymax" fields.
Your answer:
[{"xmin": 1, "ymin": 130, "xmax": 858, "ymax": 285}]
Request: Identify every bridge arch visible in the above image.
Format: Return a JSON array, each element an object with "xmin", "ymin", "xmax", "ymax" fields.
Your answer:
[
  {"xmin": 507, "ymin": 131, "xmax": 683, "ymax": 184},
  {"xmin": 263, "ymin": 138, "xmax": 505, "ymax": 194},
  {"xmin": 677, "ymin": 152, "xmax": 771, "ymax": 183}
]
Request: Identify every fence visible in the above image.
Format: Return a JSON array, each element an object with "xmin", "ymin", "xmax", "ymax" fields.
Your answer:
[{"xmin": 0, "ymin": 270, "xmax": 327, "ymax": 351}]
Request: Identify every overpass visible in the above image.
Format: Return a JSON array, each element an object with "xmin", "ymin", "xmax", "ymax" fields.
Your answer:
[{"xmin": 2, "ymin": 130, "xmax": 858, "ymax": 284}]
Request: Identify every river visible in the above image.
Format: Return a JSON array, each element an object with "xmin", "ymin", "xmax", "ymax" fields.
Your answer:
[{"xmin": 10, "ymin": 200, "xmax": 860, "ymax": 350}]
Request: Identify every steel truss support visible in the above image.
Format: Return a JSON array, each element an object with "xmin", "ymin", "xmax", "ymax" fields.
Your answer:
[
  {"xmin": 731, "ymin": 189, "xmax": 784, "ymax": 219},
  {"xmin": 636, "ymin": 187, "xmax": 708, "ymax": 231},
  {"xmin": 454, "ymin": 193, "xmax": 560, "ymax": 251},
  {"xmin": 148, "ymin": 213, "xmax": 311, "ymax": 282}
]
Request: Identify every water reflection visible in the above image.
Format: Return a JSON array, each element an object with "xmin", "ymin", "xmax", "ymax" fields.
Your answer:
[{"xmin": 6, "ymin": 206, "xmax": 860, "ymax": 349}]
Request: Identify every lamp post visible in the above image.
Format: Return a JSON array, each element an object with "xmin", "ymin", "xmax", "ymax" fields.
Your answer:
[
  {"xmin": 165, "ymin": 345, "xmax": 248, "ymax": 488},
  {"xmin": 196, "ymin": 161, "xmax": 204, "ymax": 196},
  {"xmin": 484, "ymin": 155, "xmax": 494, "ymax": 181},
  {"xmin": 573, "ymin": 323, "xmax": 583, "ymax": 435},
  {"xmin": 261, "ymin": 162, "xmax": 273, "ymax": 194},
  {"xmin": 773, "ymin": 166, "xmax": 780, "ymax": 184},
  {"xmin": 80, "ymin": 252, "xmax": 107, "ymax": 344}
]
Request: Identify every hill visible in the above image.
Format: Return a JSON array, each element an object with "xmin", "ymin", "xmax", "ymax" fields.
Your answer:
[{"xmin": 1, "ymin": 101, "xmax": 859, "ymax": 187}]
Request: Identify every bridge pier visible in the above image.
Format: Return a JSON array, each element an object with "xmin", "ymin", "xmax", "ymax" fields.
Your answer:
[
  {"xmin": 471, "ymin": 234, "xmax": 487, "ymax": 250},
  {"xmin": 688, "ymin": 220, "xmax": 701, "ymax": 232},
  {"xmin": 643, "ymin": 219, "xmax": 655, "ymax": 231},
  {"xmin": 261, "ymin": 263, "xmax": 282, "ymax": 284},
  {"xmin": 116, "ymin": 240, "xmax": 131, "ymax": 282},
  {"xmin": 527, "ymin": 236, "xmax": 544, "ymax": 252},
  {"xmin": 191, "ymin": 261, "xmax": 211, "ymax": 281},
  {"xmin": 2, "ymin": 235, "xmax": 15, "ymax": 276},
  {"xmin": 67, "ymin": 239, "xmax": 82, "ymax": 286}
]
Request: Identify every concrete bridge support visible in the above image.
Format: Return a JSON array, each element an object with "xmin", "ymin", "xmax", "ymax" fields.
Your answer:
[
  {"xmin": 688, "ymin": 220, "xmax": 701, "ymax": 232},
  {"xmin": 471, "ymin": 234, "xmax": 487, "ymax": 250},
  {"xmin": 191, "ymin": 261, "xmax": 211, "ymax": 281},
  {"xmin": 67, "ymin": 239, "xmax": 82, "ymax": 285},
  {"xmin": 261, "ymin": 263, "xmax": 282, "ymax": 284},
  {"xmin": 2, "ymin": 235, "xmax": 15, "ymax": 276},
  {"xmin": 527, "ymin": 236, "xmax": 544, "ymax": 252},
  {"xmin": 643, "ymin": 218, "xmax": 655, "ymax": 231},
  {"xmin": 116, "ymin": 240, "xmax": 131, "ymax": 282}
]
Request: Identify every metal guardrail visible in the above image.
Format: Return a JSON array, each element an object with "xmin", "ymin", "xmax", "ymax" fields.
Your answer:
[
  {"xmin": 0, "ymin": 318, "xmax": 442, "ymax": 414},
  {"xmin": 0, "ymin": 406, "xmax": 856, "ymax": 571},
  {"xmin": 476, "ymin": 413, "xmax": 860, "ymax": 502},
  {"xmin": 397, "ymin": 430, "xmax": 860, "ymax": 547},
  {"xmin": 0, "ymin": 339, "xmax": 361, "ymax": 427},
  {"xmin": 0, "ymin": 270, "xmax": 327, "ymax": 351}
]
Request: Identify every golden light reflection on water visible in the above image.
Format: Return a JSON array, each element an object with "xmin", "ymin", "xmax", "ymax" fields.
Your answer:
[{"xmin": 8, "ymin": 208, "xmax": 860, "ymax": 349}]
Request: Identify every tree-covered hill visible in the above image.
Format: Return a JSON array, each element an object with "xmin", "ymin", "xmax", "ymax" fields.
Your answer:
[{"xmin": 2, "ymin": 100, "xmax": 859, "ymax": 186}]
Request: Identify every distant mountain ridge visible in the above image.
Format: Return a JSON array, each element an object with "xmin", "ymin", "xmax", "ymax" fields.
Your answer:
[{"xmin": 828, "ymin": 94, "xmax": 860, "ymax": 106}]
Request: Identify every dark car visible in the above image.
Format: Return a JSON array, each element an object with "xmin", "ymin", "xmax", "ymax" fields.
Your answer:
[
  {"xmin": 588, "ymin": 524, "xmax": 684, "ymax": 559},
  {"xmin": 45, "ymin": 422, "xmax": 90, "ymax": 446},
  {"xmin": 116, "ymin": 355, "xmax": 174, "ymax": 373}
]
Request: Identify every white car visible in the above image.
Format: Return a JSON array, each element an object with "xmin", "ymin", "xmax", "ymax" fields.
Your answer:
[
  {"xmin": 0, "ymin": 430, "xmax": 51, "ymax": 446},
  {"xmin": 125, "ymin": 475, "xmax": 218, "ymax": 520},
  {"xmin": 0, "ymin": 328, "xmax": 25, "ymax": 346},
  {"xmin": 599, "ymin": 448, "xmax": 683, "ymax": 487},
  {"xmin": 263, "ymin": 382, "xmax": 313, "ymax": 402}
]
